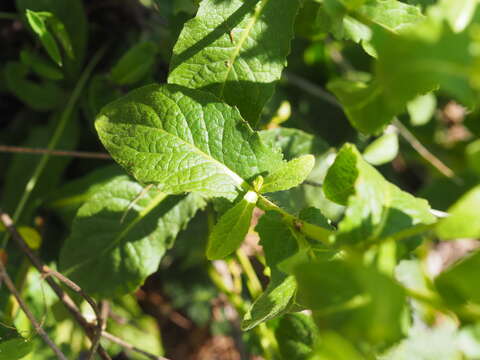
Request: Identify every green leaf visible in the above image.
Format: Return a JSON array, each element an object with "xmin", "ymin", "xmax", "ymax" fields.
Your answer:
[
  {"xmin": 309, "ymin": 332, "xmax": 364, "ymax": 360},
  {"xmin": 25, "ymin": 10, "xmax": 62, "ymax": 66},
  {"xmin": 294, "ymin": 259, "xmax": 406, "ymax": 346},
  {"xmin": 466, "ymin": 139, "xmax": 480, "ymax": 176},
  {"xmin": 436, "ymin": 185, "xmax": 480, "ymax": 240},
  {"xmin": 328, "ymin": 78, "xmax": 393, "ymax": 134},
  {"xmin": 95, "ymin": 84, "xmax": 285, "ymax": 200},
  {"xmin": 439, "ymin": 0, "xmax": 478, "ymax": 33},
  {"xmin": 207, "ymin": 191, "xmax": 257, "ymax": 259},
  {"xmin": 0, "ymin": 337, "xmax": 33, "ymax": 360},
  {"xmin": 110, "ymin": 42, "xmax": 158, "ymax": 85},
  {"xmin": 60, "ymin": 175, "xmax": 206, "ymax": 297},
  {"xmin": 407, "ymin": 92, "xmax": 437, "ymax": 126},
  {"xmin": 20, "ymin": 49, "xmax": 64, "ymax": 80},
  {"xmin": 324, "ymin": 144, "xmax": 436, "ymax": 245},
  {"xmin": 260, "ymin": 128, "xmax": 343, "ymax": 220},
  {"xmin": 4, "ymin": 62, "xmax": 65, "ymax": 111},
  {"xmin": 363, "ymin": 131, "xmax": 399, "ymax": 165},
  {"xmin": 242, "ymin": 211, "xmax": 299, "ymax": 330},
  {"xmin": 435, "ymin": 249, "xmax": 480, "ymax": 306},
  {"xmin": 168, "ymin": 0, "xmax": 301, "ymax": 125},
  {"xmin": 275, "ymin": 313, "xmax": 318, "ymax": 360},
  {"xmin": 45, "ymin": 165, "xmax": 123, "ymax": 225},
  {"xmin": 86, "ymin": 75, "xmax": 123, "ymax": 120},
  {"xmin": 17, "ymin": 0, "xmax": 88, "ymax": 73},
  {"xmin": 261, "ymin": 155, "xmax": 315, "ymax": 193},
  {"xmin": 372, "ymin": 14, "xmax": 480, "ymax": 113}
]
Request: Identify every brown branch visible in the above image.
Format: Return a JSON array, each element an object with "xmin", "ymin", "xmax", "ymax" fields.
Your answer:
[
  {"xmin": 0, "ymin": 260, "xmax": 67, "ymax": 360},
  {"xmin": 101, "ymin": 330, "xmax": 170, "ymax": 360},
  {"xmin": 0, "ymin": 210, "xmax": 112, "ymax": 360},
  {"xmin": 393, "ymin": 119, "xmax": 461, "ymax": 183},
  {"xmin": 0, "ymin": 145, "xmax": 111, "ymax": 160}
]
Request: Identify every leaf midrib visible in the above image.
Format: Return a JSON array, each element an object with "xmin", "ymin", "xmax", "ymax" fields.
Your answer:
[
  {"xmin": 63, "ymin": 190, "xmax": 167, "ymax": 276},
  {"xmin": 219, "ymin": 0, "xmax": 271, "ymax": 98}
]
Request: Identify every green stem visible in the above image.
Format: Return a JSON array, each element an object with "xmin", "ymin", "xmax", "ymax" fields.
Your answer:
[
  {"xmin": 1, "ymin": 47, "xmax": 105, "ymax": 248},
  {"xmin": 235, "ymin": 248, "xmax": 262, "ymax": 299},
  {"xmin": 257, "ymin": 195, "xmax": 332, "ymax": 245}
]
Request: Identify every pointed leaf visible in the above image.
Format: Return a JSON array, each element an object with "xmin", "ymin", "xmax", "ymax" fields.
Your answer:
[
  {"xmin": 261, "ymin": 155, "xmax": 315, "ymax": 193},
  {"xmin": 60, "ymin": 175, "xmax": 206, "ymax": 297},
  {"xmin": 242, "ymin": 211, "xmax": 299, "ymax": 330},
  {"xmin": 25, "ymin": 10, "xmax": 62, "ymax": 66},
  {"xmin": 324, "ymin": 144, "xmax": 436, "ymax": 245},
  {"xmin": 95, "ymin": 84, "xmax": 285, "ymax": 200},
  {"xmin": 207, "ymin": 191, "xmax": 257, "ymax": 259},
  {"xmin": 168, "ymin": 0, "xmax": 301, "ymax": 125}
]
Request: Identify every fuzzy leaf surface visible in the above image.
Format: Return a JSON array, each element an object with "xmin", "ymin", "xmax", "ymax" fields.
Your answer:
[
  {"xmin": 60, "ymin": 175, "xmax": 206, "ymax": 297},
  {"xmin": 168, "ymin": 0, "xmax": 300, "ymax": 125},
  {"xmin": 95, "ymin": 84, "xmax": 284, "ymax": 199}
]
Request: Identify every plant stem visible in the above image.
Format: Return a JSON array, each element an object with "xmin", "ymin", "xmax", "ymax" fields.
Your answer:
[
  {"xmin": 235, "ymin": 248, "xmax": 262, "ymax": 299},
  {"xmin": 0, "ymin": 259, "xmax": 67, "ymax": 360},
  {"xmin": 0, "ymin": 145, "xmax": 111, "ymax": 159},
  {"xmin": 1, "ymin": 47, "xmax": 105, "ymax": 248}
]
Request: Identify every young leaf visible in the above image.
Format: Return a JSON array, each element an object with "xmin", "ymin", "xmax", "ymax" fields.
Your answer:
[
  {"xmin": 110, "ymin": 42, "xmax": 158, "ymax": 85},
  {"xmin": 17, "ymin": 0, "xmax": 88, "ymax": 73},
  {"xmin": 260, "ymin": 128, "xmax": 343, "ymax": 219},
  {"xmin": 168, "ymin": 0, "xmax": 301, "ymax": 125},
  {"xmin": 436, "ymin": 185, "xmax": 480, "ymax": 240},
  {"xmin": 363, "ymin": 131, "xmax": 399, "ymax": 165},
  {"xmin": 60, "ymin": 175, "xmax": 206, "ymax": 297},
  {"xmin": 95, "ymin": 84, "xmax": 285, "ymax": 200},
  {"xmin": 261, "ymin": 155, "xmax": 315, "ymax": 193},
  {"xmin": 324, "ymin": 144, "xmax": 436, "ymax": 245},
  {"xmin": 25, "ymin": 10, "xmax": 62, "ymax": 66},
  {"xmin": 206, "ymin": 191, "xmax": 257, "ymax": 260},
  {"xmin": 242, "ymin": 211, "xmax": 299, "ymax": 330}
]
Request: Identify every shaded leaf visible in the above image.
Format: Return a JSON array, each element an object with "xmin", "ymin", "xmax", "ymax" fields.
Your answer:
[
  {"xmin": 110, "ymin": 42, "xmax": 158, "ymax": 85},
  {"xmin": 168, "ymin": 0, "xmax": 301, "ymax": 125},
  {"xmin": 275, "ymin": 313, "xmax": 318, "ymax": 360},
  {"xmin": 60, "ymin": 175, "xmax": 206, "ymax": 297}
]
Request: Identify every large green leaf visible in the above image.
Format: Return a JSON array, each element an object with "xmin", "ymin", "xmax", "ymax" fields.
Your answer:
[
  {"xmin": 435, "ymin": 185, "xmax": 480, "ymax": 240},
  {"xmin": 242, "ymin": 211, "xmax": 299, "ymax": 330},
  {"xmin": 324, "ymin": 144, "xmax": 436, "ymax": 245},
  {"xmin": 95, "ymin": 84, "xmax": 285, "ymax": 200},
  {"xmin": 294, "ymin": 258, "xmax": 406, "ymax": 346},
  {"xmin": 60, "ymin": 175, "xmax": 206, "ymax": 297},
  {"xmin": 168, "ymin": 0, "xmax": 301, "ymax": 125},
  {"xmin": 207, "ymin": 190, "xmax": 257, "ymax": 259}
]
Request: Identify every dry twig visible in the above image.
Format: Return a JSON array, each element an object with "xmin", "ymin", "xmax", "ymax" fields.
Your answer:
[{"xmin": 0, "ymin": 260, "xmax": 67, "ymax": 360}]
